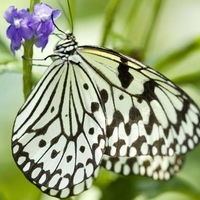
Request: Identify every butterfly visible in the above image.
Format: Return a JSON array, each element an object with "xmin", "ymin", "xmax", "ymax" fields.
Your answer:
[{"xmin": 12, "ymin": 28, "xmax": 200, "ymax": 198}]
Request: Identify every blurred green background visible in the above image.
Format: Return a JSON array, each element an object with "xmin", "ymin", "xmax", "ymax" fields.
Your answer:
[{"xmin": 1, "ymin": 0, "xmax": 200, "ymax": 200}]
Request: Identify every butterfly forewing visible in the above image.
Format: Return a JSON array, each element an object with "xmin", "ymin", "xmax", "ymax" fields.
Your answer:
[
  {"xmin": 77, "ymin": 46, "xmax": 200, "ymax": 157},
  {"xmin": 12, "ymin": 59, "xmax": 106, "ymax": 197}
]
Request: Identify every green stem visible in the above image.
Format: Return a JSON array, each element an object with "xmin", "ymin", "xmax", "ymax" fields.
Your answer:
[
  {"xmin": 154, "ymin": 37, "xmax": 200, "ymax": 71},
  {"xmin": 142, "ymin": 0, "xmax": 163, "ymax": 60},
  {"xmin": 22, "ymin": 38, "xmax": 34, "ymax": 100},
  {"xmin": 22, "ymin": 0, "xmax": 40, "ymax": 100},
  {"xmin": 30, "ymin": 0, "xmax": 40, "ymax": 12},
  {"xmin": 124, "ymin": 0, "xmax": 141, "ymax": 38},
  {"xmin": 100, "ymin": 0, "xmax": 121, "ymax": 46}
]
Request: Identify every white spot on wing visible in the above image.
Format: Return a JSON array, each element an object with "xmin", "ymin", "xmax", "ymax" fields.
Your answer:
[
  {"xmin": 114, "ymin": 160, "xmax": 122, "ymax": 173},
  {"xmin": 50, "ymin": 189, "xmax": 58, "ymax": 196},
  {"xmin": 123, "ymin": 164, "xmax": 131, "ymax": 175},
  {"xmin": 59, "ymin": 177, "xmax": 69, "ymax": 189},
  {"xmin": 49, "ymin": 174, "xmax": 60, "ymax": 187},
  {"xmin": 60, "ymin": 188, "xmax": 70, "ymax": 199},
  {"xmin": 39, "ymin": 174, "xmax": 47, "ymax": 184},
  {"xmin": 23, "ymin": 162, "xmax": 31, "ymax": 172},
  {"xmin": 73, "ymin": 181, "xmax": 85, "ymax": 195},
  {"xmin": 13, "ymin": 145, "xmax": 20, "ymax": 154},
  {"xmin": 141, "ymin": 143, "xmax": 148, "ymax": 155},
  {"xmin": 73, "ymin": 168, "xmax": 84, "ymax": 185},
  {"xmin": 17, "ymin": 156, "xmax": 26, "ymax": 165},
  {"xmin": 32, "ymin": 167, "xmax": 41, "ymax": 179}
]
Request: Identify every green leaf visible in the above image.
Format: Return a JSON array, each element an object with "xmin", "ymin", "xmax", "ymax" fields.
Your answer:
[
  {"xmin": 154, "ymin": 37, "xmax": 200, "ymax": 72},
  {"xmin": 100, "ymin": 173, "xmax": 200, "ymax": 200}
]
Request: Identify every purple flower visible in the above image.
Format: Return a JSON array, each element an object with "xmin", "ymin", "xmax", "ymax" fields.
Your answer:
[
  {"xmin": 4, "ymin": 3, "xmax": 61, "ymax": 54},
  {"xmin": 31, "ymin": 3, "xmax": 61, "ymax": 50},
  {"xmin": 4, "ymin": 6, "xmax": 34, "ymax": 54}
]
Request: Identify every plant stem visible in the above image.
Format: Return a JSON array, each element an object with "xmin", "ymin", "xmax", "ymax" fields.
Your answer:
[
  {"xmin": 142, "ymin": 0, "xmax": 163, "ymax": 60},
  {"xmin": 30, "ymin": 0, "xmax": 40, "ymax": 12},
  {"xmin": 22, "ymin": 0, "xmax": 40, "ymax": 100},
  {"xmin": 22, "ymin": 38, "xmax": 34, "ymax": 100},
  {"xmin": 100, "ymin": 0, "xmax": 121, "ymax": 46}
]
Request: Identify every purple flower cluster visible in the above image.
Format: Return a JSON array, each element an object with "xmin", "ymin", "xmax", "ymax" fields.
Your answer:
[{"xmin": 4, "ymin": 3, "xmax": 61, "ymax": 54}]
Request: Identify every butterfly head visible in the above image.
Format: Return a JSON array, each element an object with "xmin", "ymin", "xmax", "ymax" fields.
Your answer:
[
  {"xmin": 54, "ymin": 30, "xmax": 78, "ymax": 57},
  {"xmin": 66, "ymin": 30, "xmax": 76, "ymax": 40}
]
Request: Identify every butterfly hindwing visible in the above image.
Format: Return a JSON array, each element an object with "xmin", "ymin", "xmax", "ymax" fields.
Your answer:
[
  {"xmin": 102, "ymin": 154, "xmax": 184, "ymax": 180},
  {"xmin": 12, "ymin": 59, "xmax": 106, "ymax": 197},
  {"xmin": 77, "ymin": 46, "xmax": 200, "ymax": 157}
]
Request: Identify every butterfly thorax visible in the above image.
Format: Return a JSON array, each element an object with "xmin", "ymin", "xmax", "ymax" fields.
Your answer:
[{"xmin": 53, "ymin": 30, "xmax": 78, "ymax": 61}]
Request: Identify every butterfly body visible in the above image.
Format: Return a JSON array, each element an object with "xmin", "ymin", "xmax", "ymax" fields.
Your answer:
[{"xmin": 12, "ymin": 31, "xmax": 200, "ymax": 198}]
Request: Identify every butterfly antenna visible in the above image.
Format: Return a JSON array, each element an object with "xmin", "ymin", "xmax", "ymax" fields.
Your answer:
[{"xmin": 51, "ymin": 14, "xmax": 66, "ymax": 35}]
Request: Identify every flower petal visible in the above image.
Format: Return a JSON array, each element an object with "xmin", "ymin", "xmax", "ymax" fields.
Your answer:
[
  {"xmin": 18, "ymin": 9, "xmax": 30, "ymax": 19},
  {"xmin": 20, "ymin": 18, "xmax": 34, "ymax": 39},
  {"xmin": 10, "ymin": 32, "xmax": 22, "ymax": 54},
  {"xmin": 29, "ymin": 15, "xmax": 41, "ymax": 30},
  {"xmin": 35, "ymin": 35, "xmax": 48, "ymax": 50},
  {"xmin": 52, "ymin": 10, "xmax": 61, "ymax": 19},
  {"xmin": 4, "ymin": 3, "xmax": 61, "ymax": 53},
  {"xmin": 4, "ymin": 6, "xmax": 16, "ymax": 24},
  {"xmin": 34, "ymin": 3, "xmax": 53, "ymax": 17},
  {"xmin": 6, "ymin": 25, "xmax": 17, "ymax": 39}
]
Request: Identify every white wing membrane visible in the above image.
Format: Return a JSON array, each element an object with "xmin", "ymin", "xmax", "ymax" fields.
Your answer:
[
  {"xmin": 78, "ymin": 46, "xmax": 200, "ymax": 157},
  {"xmin": 12, "ymin": 59, "xmax": 106, "ymax": 197}
]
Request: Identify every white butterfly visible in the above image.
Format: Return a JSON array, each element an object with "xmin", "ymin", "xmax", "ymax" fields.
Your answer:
[{"xmin": 12, "ymin": 30, "xmax": 200, "ymax": 198}]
